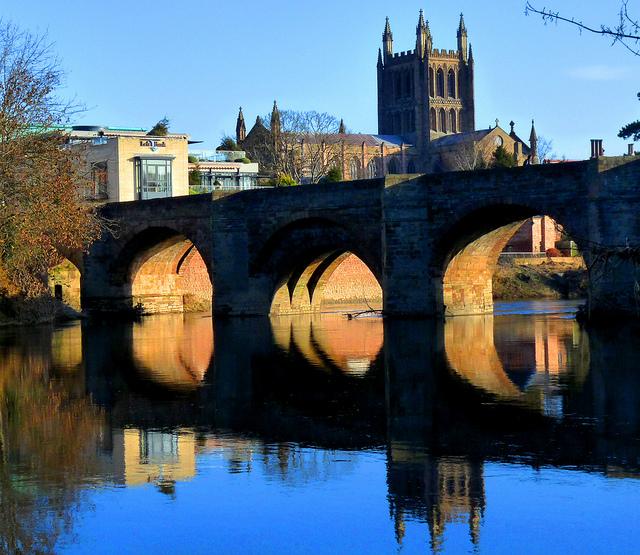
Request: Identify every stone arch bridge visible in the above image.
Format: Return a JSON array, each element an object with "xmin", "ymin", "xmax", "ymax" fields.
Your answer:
[{"xmin": 81, "ymin": 156, "xmax": 640, "ymax": 318}]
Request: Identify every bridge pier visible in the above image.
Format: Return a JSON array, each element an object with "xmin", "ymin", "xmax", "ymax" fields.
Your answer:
[
  {"xmin": 586, "ymin": 254, "xmax": 640, "ymax": 319},
  {"xmin": 441, "ymin": 222, "xmax": 525, "ymax": 316}
]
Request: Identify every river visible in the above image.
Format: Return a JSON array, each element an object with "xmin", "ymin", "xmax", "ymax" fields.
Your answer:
[{"xmin": 0, "ymin": 300, "xmax": 639, "ymax": 554}]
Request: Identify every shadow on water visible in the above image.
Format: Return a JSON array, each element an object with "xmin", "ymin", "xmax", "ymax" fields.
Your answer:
[{"xmin": 1, "ymin": 305, "xmax": 640, "ymax": 551}]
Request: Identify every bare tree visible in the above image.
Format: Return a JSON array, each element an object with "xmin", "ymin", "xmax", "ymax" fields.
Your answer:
[
  {"xmin": 537, "ymin": 135, "xmax": 556, "ymax": 162},
  {"xmin": 450, "ymin": 141, "xmax": 492, "ymax": 171},
  {"xmin": 263, "ymin": 110, "xmax": 342, "ymax": 183},
  {"xmin": 525, "ymin": 1, "xmax": 640, "ymax": 56}
]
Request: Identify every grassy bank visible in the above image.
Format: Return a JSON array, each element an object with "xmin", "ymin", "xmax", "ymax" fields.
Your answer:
[
  {"xmin": 0, "ymin": 295, "xmax": 80, "ymax": 327},
  {"xmin": 493, "ymin": 260, "xmax": 587, "ymax": 300}
]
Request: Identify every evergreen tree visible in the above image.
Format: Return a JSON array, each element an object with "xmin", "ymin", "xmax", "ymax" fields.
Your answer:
[
  {"xmin": 321, "ymin": 167, "xmax": 343, "ymax": 183},
  {"xmin": 217, "ymin": 136, "xmax": 239, "ymax": 151},
  {"xmin": 148, "ymin": 117, "xmax": 169, "ymax": 136},
  {"xmin": 618, "ymin": 92, "xmax": 640, "ymax": 142},
  {"xmin": 492, "ymin": 145, "xmax": 516, "ymax": 168}
]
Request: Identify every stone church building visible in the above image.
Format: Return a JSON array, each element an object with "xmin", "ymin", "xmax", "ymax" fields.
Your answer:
[{"xmin": 236, "ymin": 11, "xmax": 537, "ymax": 181}]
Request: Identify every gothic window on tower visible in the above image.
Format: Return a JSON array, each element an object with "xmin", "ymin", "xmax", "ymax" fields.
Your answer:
[
  {"xmin": 439, "ymin": 109, "xmax": 447, "ymax": 133},
  {"xmin": 405, "ymin": 72, "xmax": 411, "ymax": 97},
  {"xmin": 350, "ymin": 158, "xmax": 360, "ymax": 180},
  {"xmin": 394, "ymin": 113, "xmax": 401, "ymax": 133},
  {"xmin": 395, "ymin": 73, "xmax": 403, "ymax": 99},
  {"xmin": 450, "ymin": 109, "xmax": 457, "ymax": 133},
  {"xmin": 448, "ymin": 69, "xmax": 456, "ymax": 99},
  {"xmin": 436, "ymin": 68, "xmax": 445, "ymax": 97},
  {"xmin": 430, "ymin": 108, "xmax": 437, "ymax": 131},
  {"xmin": 429, "ymin": 67, "xmax": 435, "ymax": 97}
]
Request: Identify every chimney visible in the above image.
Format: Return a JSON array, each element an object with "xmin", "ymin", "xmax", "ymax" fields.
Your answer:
[
  {"xmin": 628, "ymin": 144, "xmax": 635, "ymax": 156},
  {"xmin": 590, "ymin": 139, "xmax": 604, "ymax": 159}
]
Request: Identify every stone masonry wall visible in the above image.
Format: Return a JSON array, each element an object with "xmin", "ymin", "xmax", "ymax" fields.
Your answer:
[
  {"xmin": 321, "ymin": 255, "xmax": 382, "ymax": 307},
  {"xmin": 179, "ymin": 248, "xmax": 213, "ymax": 311}
]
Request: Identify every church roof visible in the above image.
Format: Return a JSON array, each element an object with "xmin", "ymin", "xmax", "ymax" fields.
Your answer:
[
  {"xmin": 339, "ymin": 133, "xmax": 406, "ymax": 147},
  {"xmin": 303, "ymin": 133, "xmax": 407, "ymax": 147},
  {"xmin": 429, "ymin": 129, "xmax": 492, "ymax": 148},
  {"xmin": 430, "ymin": 127, "xmax": 531, "ymax": 155}
]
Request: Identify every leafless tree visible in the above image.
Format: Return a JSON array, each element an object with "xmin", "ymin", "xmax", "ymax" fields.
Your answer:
[
  {"xmin": 264, "ymin": 110, "xmax": 342, "ymax": 183},
  {"xmin": 450, "ymin": 141, "xmax": 492, "ymax": 171},
  {"xmin": 537, "ymin": 135, "xmax": 556, "ymax": 162},
  {"xmin": 525, "ymin": 1, "xmax": 640, "ymax": 56}
]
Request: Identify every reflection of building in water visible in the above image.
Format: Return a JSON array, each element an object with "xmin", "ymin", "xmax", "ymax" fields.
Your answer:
[
  {"xmin": 387, "ymin": 445, "xmax": 484, "ymax": 550},
  {"xmin": 108, "ymin": 429, "xmax": 197, "ymax": 494},
  {"xmin": 131, "ymin": 314, "xmax": 213, "ymax": 389},
  {"xmin": 270, "ymin": 313, "xmax": 383, "ymax": 376}
]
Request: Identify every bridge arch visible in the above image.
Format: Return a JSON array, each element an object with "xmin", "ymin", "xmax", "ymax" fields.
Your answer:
[
  {"xmin": 433, "ymin": 203, "xmax": 583, "ymax": 316},
  {"xmin": 48, "ymin": 257, "xmax": 83, "ymax": 311},
  {"xmin": 110, "ymin": 226, "xmax": 213, "ymax": 314},
  {"xmin": 251, "ymin": 217, "xmax": 382, "ymax": 315}
]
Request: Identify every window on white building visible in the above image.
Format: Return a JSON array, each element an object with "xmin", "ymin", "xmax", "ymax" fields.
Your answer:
[{"xmin": 135, "ymin": 158, "xmax": 173, "ymax": 200}]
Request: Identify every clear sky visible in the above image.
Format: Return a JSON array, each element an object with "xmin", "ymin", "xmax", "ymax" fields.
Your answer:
[{"xmin": 3, "ymin": 0, "xmax": 638, "ymax": 159}]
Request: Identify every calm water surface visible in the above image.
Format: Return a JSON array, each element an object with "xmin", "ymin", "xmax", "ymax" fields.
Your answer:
[{"xmin": 1, "ymin": 300, "xmax": 640, "ymax": 554}]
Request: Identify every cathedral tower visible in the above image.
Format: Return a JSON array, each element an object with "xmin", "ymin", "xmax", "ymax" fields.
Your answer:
[{"xmin": 377, "ymin": 10, "xmax": 476, "ymax": 152}]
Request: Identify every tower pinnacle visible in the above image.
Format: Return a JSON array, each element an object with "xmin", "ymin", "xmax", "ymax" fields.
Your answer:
[
  {"xmin": 458, "ymin": 13, "xmax": 467, "ymax": 33},
  {"xmin": 529, "ymin": 120, "xmax": 539, "ymax": 164},
  {"xmin": 458, "ymin": 13, "xmax": 468, "ymax": 61},
  {"xmin": 418, "ymin": 9, "xmax": 426, "ymax": 30},
  {"xmin": 270, "ymin": 100, "xmax": 281, "ymax": 139},
  {"xmin": 383, "ymin": 17, "xmax": 393, "ymax": 58},
  {"xmin": 416, "ymin": 9, "xmax": 429, "ymax": 59},
  {"xmin": 236, "ymin": 107, "xmax": 246, "ymax": 143}
]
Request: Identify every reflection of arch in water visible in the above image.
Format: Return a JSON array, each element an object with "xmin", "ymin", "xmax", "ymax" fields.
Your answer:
[
  {"xmin": 131, "ymin": 314, "xmax": 214, "ymax": 389},
  {"xmin": 444, "ymin": 313, "xmax": 588, "ymax": 409},
  {"xmin": 270, "ymin": 313, "xmax": 383, "ymax": 376},
  {"xmin": 444, "ymin": 315, "xmax": 521, "ymax": 399}
]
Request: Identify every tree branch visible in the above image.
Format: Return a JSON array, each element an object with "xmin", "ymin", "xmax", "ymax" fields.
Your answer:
[{"xmin": 525, "ymin": 1, "xmax": 640, "ymax": 55}]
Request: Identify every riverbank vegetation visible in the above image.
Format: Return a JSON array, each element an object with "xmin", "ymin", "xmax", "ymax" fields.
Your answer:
[
  {"xmin": 0, "ymin": 22, "xmax": 102, "ymax": 324},
  {"xmin": 493, "ymin": 259, "xmax": 587, "ymax": 300}
]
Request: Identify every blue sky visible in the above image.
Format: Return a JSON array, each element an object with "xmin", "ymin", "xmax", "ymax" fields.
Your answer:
[{"xmin": 4, "ymin": 0, "xmax": 638, "ymax": 159}]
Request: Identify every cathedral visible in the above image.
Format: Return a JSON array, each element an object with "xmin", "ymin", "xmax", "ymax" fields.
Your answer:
[
  {"xmin": 377, "ymin": 11, "xmax": 475, "ymax": 152},
  {"xmin": 236, "ymin": 10, "xmax": 536, "ymax": 180}
]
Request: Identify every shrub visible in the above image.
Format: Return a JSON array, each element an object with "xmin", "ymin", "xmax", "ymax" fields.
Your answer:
[
  {"xmin": 271, "ymin": 173, "xmax": 297, "ymax": 187},
  {"xmin": 546, "ymin": 247, "xmax": 563, "ymax": 258},
  {"xmin": 321, "ymin": 166, "xmax": 342, "ymax": 183}
]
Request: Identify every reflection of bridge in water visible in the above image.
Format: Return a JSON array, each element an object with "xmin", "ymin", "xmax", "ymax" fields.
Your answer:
[{"xmin": 3, "ymin": 311, "xmax": 640, "ymax": 550}]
